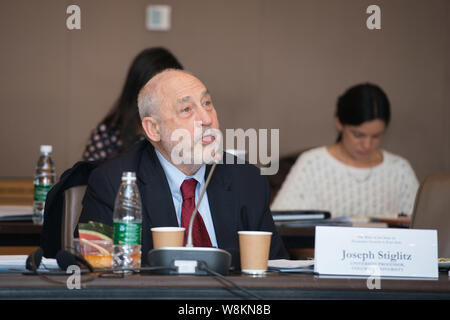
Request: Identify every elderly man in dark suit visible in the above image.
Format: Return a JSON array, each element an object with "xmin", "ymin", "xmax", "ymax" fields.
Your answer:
[{"xmin": 79, "ymin": 69, "xmax": 287, "ymax": 268}]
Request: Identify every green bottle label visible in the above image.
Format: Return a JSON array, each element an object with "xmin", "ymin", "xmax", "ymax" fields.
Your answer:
[
  {"xmin": 113, "ymin": 222, "xmax": 141, "ymax": 245},
  {"xmin": 33, "ymin": 184, "xmax": 53, "ymax": 202}
]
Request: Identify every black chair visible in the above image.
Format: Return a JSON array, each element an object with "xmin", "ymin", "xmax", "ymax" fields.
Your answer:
[{"xmin": 41, "ymin": 161, "xmax": 99, "ymax": 258}]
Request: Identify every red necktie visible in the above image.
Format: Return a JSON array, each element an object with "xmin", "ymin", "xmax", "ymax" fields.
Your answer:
[{"xmin": 180, "ymin": 179, "xmax": 212, "ymax": 247}]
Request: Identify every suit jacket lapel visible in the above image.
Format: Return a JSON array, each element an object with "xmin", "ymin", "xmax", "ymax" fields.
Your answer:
[
  {"xmin": 137, "ymin": 144, "xmax": 178, "ymax": 227},
  {"xmin": 206, "ymin": 163, "xmax": 236, "ymax": 249}
]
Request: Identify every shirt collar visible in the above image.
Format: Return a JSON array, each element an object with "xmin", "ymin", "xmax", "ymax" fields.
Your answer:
[{"xmin": 155, "ymin": 149, "xmax": 206, "ymax": 194}]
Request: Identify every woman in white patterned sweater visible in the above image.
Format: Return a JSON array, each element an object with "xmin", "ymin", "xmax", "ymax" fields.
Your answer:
[{"xmin": 271, "ymin": 83, "xmax": 419, "ymax": 218}]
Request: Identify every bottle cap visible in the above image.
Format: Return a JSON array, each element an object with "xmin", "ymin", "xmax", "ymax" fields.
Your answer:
[
  {"xmin": 121, "ymin": 171, "xmax": 136, "ymax": 181},
  {"xmin": 40, "ymin": 145, "xmax": 53, "ymax": 153}
]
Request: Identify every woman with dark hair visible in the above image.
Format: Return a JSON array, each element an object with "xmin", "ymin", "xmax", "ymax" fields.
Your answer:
[
  {"xmin": 272, "ymin": 83, "xmax": 419, "ymax": 217},
  {"xmin": 82, "ymin": 47, "xmax": 183, "ymax": 161}
]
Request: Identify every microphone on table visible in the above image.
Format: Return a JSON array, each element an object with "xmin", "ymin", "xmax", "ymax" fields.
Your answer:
[{"xmin": 147, "ymin": 155, "xmax": 232, "ymax": 275}]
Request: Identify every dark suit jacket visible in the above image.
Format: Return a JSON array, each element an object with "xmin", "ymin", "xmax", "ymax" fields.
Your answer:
[{"xmin": 79, "ymin": 140, "xmax": 288, "ymax": 268}]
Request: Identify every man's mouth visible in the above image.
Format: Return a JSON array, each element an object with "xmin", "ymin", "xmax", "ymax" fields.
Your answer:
[{"xmin": 201, "ymin": 135, "xmax": 215, "ymax": 145}]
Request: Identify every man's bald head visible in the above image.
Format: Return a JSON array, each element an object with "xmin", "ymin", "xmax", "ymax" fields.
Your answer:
[
  {"xmin": 137, "ymin": 68, "xmax": 194, "ymax": 121},
  {"xmin": 139, "ymin": 68, "xmax": 220, "ymax": 174}
]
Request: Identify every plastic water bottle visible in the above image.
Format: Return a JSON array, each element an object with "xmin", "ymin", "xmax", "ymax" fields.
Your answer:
[
  {"xmin": 32, "ymin": 145, "xmax": 56, "ymax": 225},
  {"xmin": 112, "ymin": 171, "xmax": 142, "ymax": 273}
]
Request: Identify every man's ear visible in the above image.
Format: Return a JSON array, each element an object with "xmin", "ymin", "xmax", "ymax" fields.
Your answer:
[
  {"xmin": 335, "ymin": 117, "xmax": 343, "ymax": 132},
  {"xmin": 142, "ymin": 116, "xmax": 161, "ymax": 142}
]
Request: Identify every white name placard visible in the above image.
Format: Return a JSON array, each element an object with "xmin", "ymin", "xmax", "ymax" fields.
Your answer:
[{"xmin": 314, "ymin": 226, "xmax": 438, "ymax": 279}]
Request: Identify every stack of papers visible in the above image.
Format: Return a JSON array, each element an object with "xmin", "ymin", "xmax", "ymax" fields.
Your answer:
[
  {"xmin": 272, "ymin": 210, "xmax": 331, "ymax": 223},
  {"xmin": 277, "ymin": 216, "xmax": 352, "ymax": 227},
  {"xmin": 0, "ymin": 255, "xmax": 59, "ymax": 271},
  {"xmin": 268, "ymin": 259, "xmax": 315, "ymax": 273}
]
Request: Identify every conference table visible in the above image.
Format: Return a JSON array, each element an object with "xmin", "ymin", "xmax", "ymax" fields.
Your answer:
[
  {"xmin": 0, "ymin": 221, "xmax": 448, "ymax": 304},
  {"xmin": 0, "ymin": 270, "xmax": 448, "ymax": 300},
  {"xmin": 0, "ymin": 202, "xmax": 447, "ymax": 302}
]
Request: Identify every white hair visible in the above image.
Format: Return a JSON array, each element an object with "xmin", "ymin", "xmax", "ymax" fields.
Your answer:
[
  {"xmin": 137, "ymin": 86, "xmax": 159, "ymax": 120},
  {"xmin": 137, "ymin": 68, "xmax": 195, "ymax": 121}
]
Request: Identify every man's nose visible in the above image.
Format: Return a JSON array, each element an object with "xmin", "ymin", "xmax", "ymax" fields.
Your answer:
[{"xmin": 196, "ymin": 107, "xmax": 212, "ymax": 126}]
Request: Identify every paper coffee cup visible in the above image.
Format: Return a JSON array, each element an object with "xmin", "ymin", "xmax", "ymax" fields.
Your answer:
[
  {"xmin": 238, "ymin": 231, "xmax": 272, "ymax": 274},
  {"xmin": 151, "ymin": 227, "xmax": 185, "ymax": 249}
]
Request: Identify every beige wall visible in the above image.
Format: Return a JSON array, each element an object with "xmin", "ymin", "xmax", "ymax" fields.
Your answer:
[{"xmin": 0, "ymin": 0, "xmax": 449, "ymax": 182}]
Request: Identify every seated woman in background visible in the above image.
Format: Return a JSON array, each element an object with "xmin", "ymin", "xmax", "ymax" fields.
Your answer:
[
  {"xmin": 82, "ymin": 47, "xmax": 183, "ymax": 161},
  {"xmin": 271, "ymin": 83, "xmax": 419, "ymax": 217}
]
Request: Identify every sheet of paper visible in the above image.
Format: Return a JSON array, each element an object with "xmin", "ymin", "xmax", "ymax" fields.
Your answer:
[
  {"xmin": 268, "ymin": 259, "xmax": 314, "ymax": 268},
  {"xmin": 268, "ymin": 259, "xmax": 314, "ymax": 273},
  {"xmin": 0, "ymin": 255, "xmax": 58, "ymax": 270},
  {"xmin": 0, "ymin": 205, "xmax": 33, "ymax": 217}
]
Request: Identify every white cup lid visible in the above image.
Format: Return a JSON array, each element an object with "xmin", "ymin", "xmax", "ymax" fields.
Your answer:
[
  {"xmin": 40, "ymin": 145, "xmax": 52, "ymax": 153},
  {"xmin": 238, "ymin": 231, "xmax": 272, "ymax": 236},
  {"xmin": 151, "ymin": 227, "xmax": 185, "ymax": 232}
]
